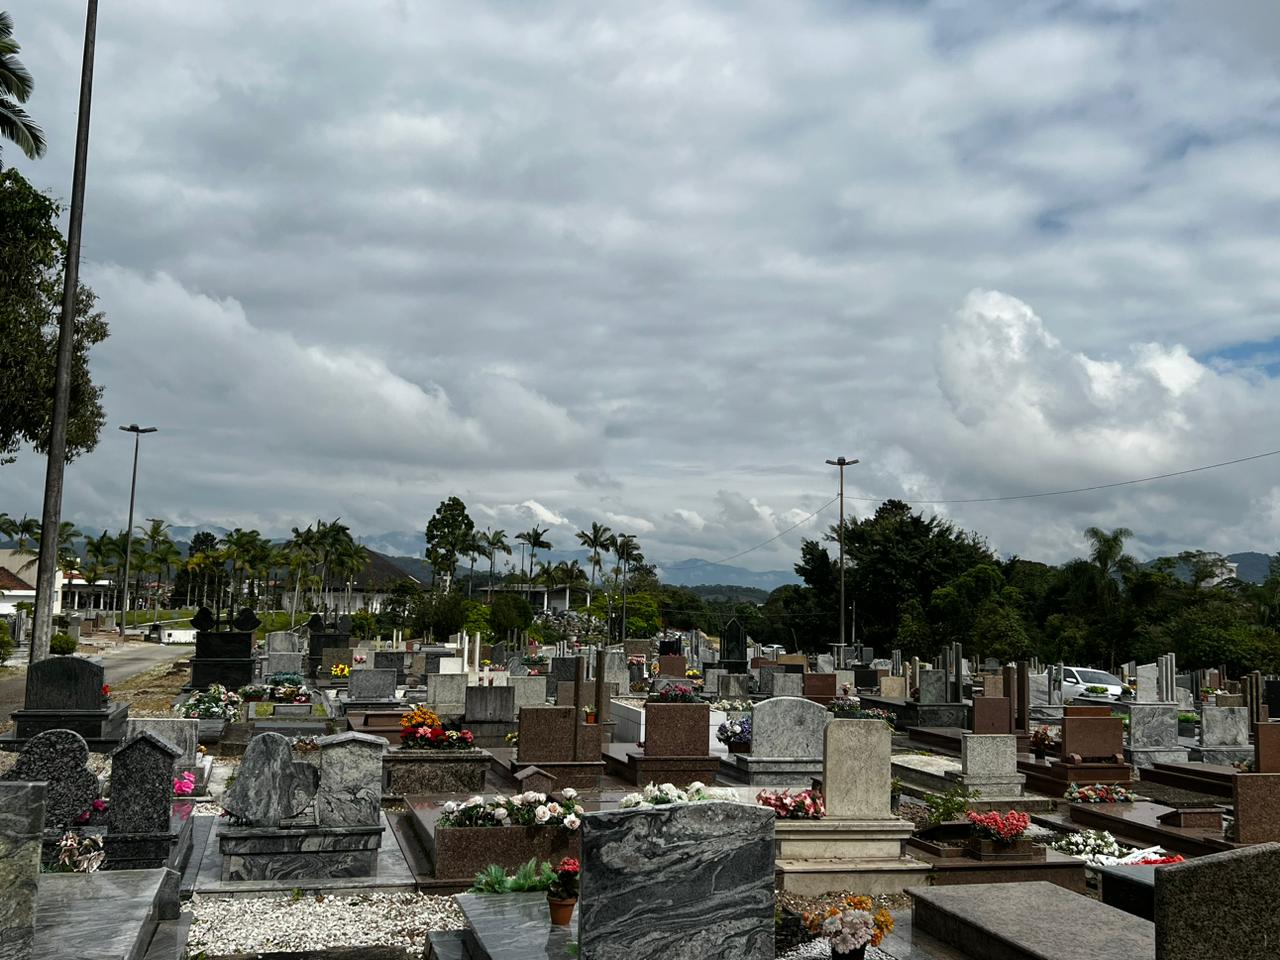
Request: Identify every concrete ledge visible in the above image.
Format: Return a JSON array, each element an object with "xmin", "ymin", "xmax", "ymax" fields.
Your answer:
[{"xmin": 909, "ymin": 881, "xmax": 1154, "ymax": 960}]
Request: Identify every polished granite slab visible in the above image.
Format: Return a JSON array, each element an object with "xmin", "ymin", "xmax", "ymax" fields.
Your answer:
[
  {"xmin": 193, "ymin": 812, "xmax": 415, "ymax": 896},
  {"xmin": 456, "ymin": 892, "xmax": 577, "ymax": 960},
  {"xmin": 33, "ymin": 868, "xmax": 166, "ymax": 960}
]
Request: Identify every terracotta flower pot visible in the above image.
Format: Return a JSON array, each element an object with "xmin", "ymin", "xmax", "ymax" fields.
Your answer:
[{"xmin": 547, "ymin": 896, "xmax": 577, "ymax": 926}]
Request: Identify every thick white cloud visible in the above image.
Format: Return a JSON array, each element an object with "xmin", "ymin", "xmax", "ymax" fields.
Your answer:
[{"xmin": 3, "ymin": 0, "xmax": 1280, "ymax": 571}]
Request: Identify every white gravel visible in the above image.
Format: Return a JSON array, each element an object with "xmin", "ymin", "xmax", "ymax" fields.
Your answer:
[
  {"xmin": 184, "ymin": 893, "xmax": 465, "ymax": 954},
  {"xmin": 779, "ymin": 940, "xmax": 891, "ymax": 960}
]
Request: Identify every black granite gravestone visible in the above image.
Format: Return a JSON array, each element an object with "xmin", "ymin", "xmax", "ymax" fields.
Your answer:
[
  {"xmin": 0, "ymin": 729, "xmax": 99, "ymax": 830},
  {"xmin": 13, "ymin": 656, "xmax": 127, "ymax": 741},
  {"xmin": 721, "ymin": 618, "xmax": 748, "ymax": 674}
]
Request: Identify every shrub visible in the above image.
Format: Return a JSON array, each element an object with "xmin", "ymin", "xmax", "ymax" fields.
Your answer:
[
  {"xmin": 924, "ymin": 782, "xmax": 980, "ymax": 825},
  {"xmin": 0, "ymin": 620, "xmax": 13, "ymax": 665},
  {"xmin": 50, "ymin": 632, "xmax": 77, "ymax": 655}
]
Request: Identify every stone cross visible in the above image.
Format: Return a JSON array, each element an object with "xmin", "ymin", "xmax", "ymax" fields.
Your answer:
[
  {"xmin": 0, "ymin": 729, "xmax": 99, "ymax": 830},
  {"xmin": 108, "ymin": 732, "xmax": 181, "ymax": 835}
]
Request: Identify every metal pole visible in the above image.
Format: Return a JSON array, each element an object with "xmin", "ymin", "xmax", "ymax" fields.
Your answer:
[
  {"xmin": 31, "ymin": 0, "xmax": 100, "ymax": 664},
  {"xmin": 825, "ymin": 457, "xmax": 859, "ymax": 652},
  {"xmin": 119, "ymin": 431, "xmax": 139, "ymax": 636}
]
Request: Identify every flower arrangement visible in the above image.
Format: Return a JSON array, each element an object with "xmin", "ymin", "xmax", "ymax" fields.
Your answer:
[
  {"xmin": 1085, "ymin": 685, "xmax": 1110, "ymax": 695},
  {"xmin": 173, "ymin": 771, "xmax": 196, "ymax": 796},
  {"xmin": 827, "ymin": 695, "xmax": 861, "ymax": 714},
  {"xmin": 1235, "ymin": 758, "xmax": 1254, "ymax": 773},
  {"xmin": 481, "ymin": 659, "xmax": 491, "ymax": 667},
  {"xmin": 756, "ymin": 788, "xmax": 826, "ymax": 820},
  {"xmin": 716, "ymin": 717, "xmax": 752, "ymax": 746},
  {"xmin": 685, "ymin": 669, "xmax": 701, "ymax": 679},
  {"xmin": 74, "ymin": 798, "xmax": 108, "ymax": 825},
  {"xmin": 401, "ymin": 726, "xmax": 476, "ymax": 750},
  {"xmin": 1029, "ymin": 725, "xmax": 1059, "ymax": 751},
  {"xmin": 650, "ymin": 684, "xmax": 701, "ymax": 704},
  {"xmin": 967, "ymin": 809, "xmax": 1030, "ymax": 843},
  {"xmin": 238, "ymin": 684, "xmax": 269, "ymax": 702},
  {"xmin": 505, "ymin": 731, "xmax": 520, "ymax": 746},
  {"xmin": 181, "ymin": 684, "xmax": 243, "ymax": 721},
  {"xmin": 548, "ymin": 857, "xmax": 580, "ymax": 901},
  {"xmin": 1065, "ymin": 782, "xmax": 1137, "ymax": 804},
  {"xmin": 52, "ymin": 832, "xmax": 105, "ymax": 874},
  {"xmin": 802, "ymin": 895, "xmax": 894, "ymax": 955},
  {"xmin": 1052, "ymin": 829, "xmax": 1122, "ymax": 861},
  {"xmin": 828, "ymin": 698, "xmax": 896, "ymax": 725},
  {"xmin": 620, "ymin": 781, "xmax": 739, "ymax": 808},
  {"xmin": 330, "ymin": 663, "xmax": 351, "ymax": 678},
  {"xmin": 353, "ymin": 653, "xmax": 367, "ymax": 665},
  {"xmin": 439, "ymin": 790, "xmax": 583, "ymax": 830},
  {"xmin": 264, "ymin": 672, "xmax": 306, "ymax": 688},
  {"xmin": 291, "ymin": 736, "xmax": 321, "ymax": 752},
  {"xmin": 101, "ymin": 683, "xmax": 110, "ymax": 700},
  {"xmin": 710, "ymin": 698, "xmax": 753, "ymax": 712},
  {"xmin": 400, "ymin": 705, "xmax": 442, "ymax": 730}
]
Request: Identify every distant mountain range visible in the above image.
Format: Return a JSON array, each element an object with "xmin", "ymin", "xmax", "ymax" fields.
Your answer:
[{"xmin": 1140, "ymin": 551, "xmax": 1272, "ymax": 584}]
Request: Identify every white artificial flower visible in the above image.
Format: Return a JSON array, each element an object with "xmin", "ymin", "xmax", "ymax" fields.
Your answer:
[
  {"xmin": 465, "ymin": 795, "xmax": 485, "ymax": 808},
  {"xmin": 442, "ymin": 801, "xmax": 458, "ymax": 814},
  {"xmin": 561, "ymin": 788, "xmax": 578, "ymax": 800},
  {"xmin": 492, "ymin": 807, "xmax": 509, "ymax": 822},
  {"xmin": 535, "ymin": 805, "xmax": 551, "ymax": 823},
  {"xmin": 547, "ymin": 802, "xmax": 562, "ymax": 816},
  {"xmin": 563, "ymin": 814, "xmax": 581, "ymax": 830},
  {"xmin": 620, "ymin": 793, "xmax": 644, "ymax": 808}
]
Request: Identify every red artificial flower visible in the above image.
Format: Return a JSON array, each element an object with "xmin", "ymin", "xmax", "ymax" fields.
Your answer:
[
  {"xmin": 101, "ymin": 684, "xmax": 110, "ymax": 697},
  {"xmin": 557, "ymin": 857, "xmax": 580, "ymax": 874}
]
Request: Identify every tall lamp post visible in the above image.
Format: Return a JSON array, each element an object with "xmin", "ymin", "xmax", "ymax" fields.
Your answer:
[
  {"xmin": 825, "ymin": 456, "xmax": 859, "ymax": 653},
  {"xmin": 29, "ymin": 0, "xmax": 100, "ymax": 664},
  {"xmin": 119, "ymin": 424, "xmax": 157, "ymax": 636}
]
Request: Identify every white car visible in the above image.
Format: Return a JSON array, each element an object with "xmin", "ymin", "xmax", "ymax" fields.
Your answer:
[{"xmin": 1059, "ymin": 666, "xmax": 1126, "ymax": 701}]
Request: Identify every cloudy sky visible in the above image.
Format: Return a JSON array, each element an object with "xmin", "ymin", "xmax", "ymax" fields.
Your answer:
[{"xmin": 2, "ymin": 0, "xmax": 1280, "ymax": 572}]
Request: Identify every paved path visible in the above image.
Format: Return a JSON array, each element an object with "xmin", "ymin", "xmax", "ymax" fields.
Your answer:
[{"xmin": 0, "ymin": 641, "xmax": 190, "ymax": 724}]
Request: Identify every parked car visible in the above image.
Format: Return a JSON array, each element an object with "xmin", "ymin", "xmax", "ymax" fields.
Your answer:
[{"xmin": 1059, "ymin": 666, "xmax": 1125, "ymax": 701}]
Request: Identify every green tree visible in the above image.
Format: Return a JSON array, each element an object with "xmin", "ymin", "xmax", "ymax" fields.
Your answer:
[
  {"xmin": 477, "ymin": 528, "xmax": 511, "ymax": 604},
  {"xmin": 575, "ymin": 521, "xmax": 612, "ymax": 606},
  {"xmin": 0, "ymin": 169, "xmax": 107, "ymax": 464},
  {"xmin": 425, "ymin": 497, "xmax": 475, "ymax": 588},
  {"xmin": 0, "ymin": 11, "xmax": 45, "ymax": 163},
  {"xmin": 490, "ymin": 592, "xmax": 534, "ymax": 640}
]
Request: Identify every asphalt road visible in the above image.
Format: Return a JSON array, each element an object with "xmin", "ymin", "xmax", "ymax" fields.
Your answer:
[{"xmin": 0, "ymin": 641, "xmax": 191, "ymax": 725}]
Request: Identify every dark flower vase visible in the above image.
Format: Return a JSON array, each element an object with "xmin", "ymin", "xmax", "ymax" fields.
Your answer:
[
  {"xmin": 832, "ymin": 946, "xmax": 867, "ymax": 960},
  {"xmin": 727, "ymin": 742, "xmax": 749, "ymax": 754}
]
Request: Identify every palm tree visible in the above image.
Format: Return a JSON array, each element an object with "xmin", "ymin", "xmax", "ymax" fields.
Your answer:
[
  {"xmin": 612, "ymin": 534, "xmax": 641, "ymax": 642},
  {"xmin": 557, "ymin": 559, "xmax": 587, "ymax": 610},
  {"xmin": 4, "ymin": 514, "xmax": 41, "ymax": 571},
  {"xmin": 460, "ymin": 530, "xmax": 484, "ymax": 598},
  {"xmin": 285, "ymin": 525, "xmax": 317, "ymax": 624},
  {"xmin": 534, "ymin": 560, "xmax": 559, "ymax": 613},
  {"xmin": 219, "ymin": 528, "xmax": 263, "ymax": 617},
  {"xmin": 0, "ymin": 12, "xmax": 46, "ymax": 164},
  {"xmin": 515, "ymin": 526, "xmax": 552, "ymax": 601},
  {"xmin": 576, "ymin": 522, "xmax": 612, "ymax": 608},
  {"xmin": 479, "ymin": 529, "xmax": 511, "ymax": 605},
  {"xmin": 150, "ymin": 539, "xmax": 180, "ymax": 619}
]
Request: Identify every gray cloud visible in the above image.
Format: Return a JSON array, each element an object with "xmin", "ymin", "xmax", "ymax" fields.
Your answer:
[{"xmin": 2, "ymin": 0, "xmax": 1280, "ymax": 570}]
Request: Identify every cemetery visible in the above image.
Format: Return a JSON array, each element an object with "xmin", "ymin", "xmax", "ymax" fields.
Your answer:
[{"xmin": 3, "ymin": 611, "xmax": 1280, "ymax": 960}]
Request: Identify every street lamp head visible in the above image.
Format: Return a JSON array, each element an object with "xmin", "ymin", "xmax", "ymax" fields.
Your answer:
[
  {"xmin": 119, "ymin": 424, "xmax": 157, "ymax": 435},
  {"xmin": 825, "ymin": 457, "xmax": 860, "ymax": 466}
]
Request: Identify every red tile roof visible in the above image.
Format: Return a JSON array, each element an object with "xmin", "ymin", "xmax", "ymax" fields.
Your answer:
[{"xmin": 0, "ymin": 567, "xmax": 34, "ymax": 591}]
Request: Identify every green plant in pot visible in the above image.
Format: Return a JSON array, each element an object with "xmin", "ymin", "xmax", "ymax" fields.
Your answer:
[{"xmin": 547, "ymin": 857, "xmax": 580, "ymax": 926}]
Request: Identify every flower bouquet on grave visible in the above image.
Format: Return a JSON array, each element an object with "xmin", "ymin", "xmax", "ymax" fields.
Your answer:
[
  {"xmin": 755, "ymin": 788, "xmax": 826, "ymax": 820},
  {"xmin": 716, "ymin": 716, "xmax": 752, "ymax": 753},
  {"xmin": 330, "ymin": 663, "xmax": 351, "ymax": 679},
  {"xmin": 237, "ymin": 684, "xmax": 269, "ymax": 702},
  {"xmin": 547, "ymin": 857, "xmax": 580, "ymax": 925},
  {"xmin": 181, "ymin": 684, "xmax": 243, "ymax": 720},
  {"xmin": 352, "ymin": 653, "xmax": 367, "ymax": 665},
  {"xmin": 399, "ymin": 705, "xmax": 442, "ymax": 730},
  {"xmin": 710, "ymin": 698, "xmax": 753, "ymax": 712},
  {"xmin": 173, "ymin": 771, "xmax": 196, "ymax": 796},
  {"xmin": 100, "ymin": 683, "xmax": 110, "ymax": 703},
  {"xmin": 439, "ymin": 790, "xmax": 583, "ymax": 829},
  {"xmin": 52, "ymin": 832, "xmax": 105, "ymax": 874},
  {"xmin": 1051, "ymin": 828, "xmax": 1123, "ymax": 862},
  {"xmin": 1029, "ymin": 725, "xmax": 1058, "ymax": 759},
  {"xmin": 802, "ymin": 895, "xmax": 893, "ymax": 960},
  {"xmin": 1065, "ymin": 782, "xmax": 1137, "ymax": 804},
  {"xmin": 73, "ymin": 798, "xmax": 108, "ymax": 826},
  {"xmin": 650, "ymin": 684, "xmax": 701, "ymax": 704},
  {"xmin": 400, "ymin": 725, "xmax": 476, "ymax": 750},
  {"xmin": 966, "ymin": 809, "xmax": 1035, "ymax": 859},
  {"xmin": 828, "ymin": 697, "xmax": 897, "ymax": 726},
  {"xmin": 619, "ymin": 781, "xmax": 739, "ymax": 809}
]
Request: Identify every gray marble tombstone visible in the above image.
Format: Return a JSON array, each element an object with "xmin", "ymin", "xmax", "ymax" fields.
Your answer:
[
  {"xmin": 465, "ymin": 685, "xmax": 516, "ymax": 722},
  {"xmin": 0, "ymin": 729, "xmax": 99, "ymax": 830},
  {"xmin": 1200, "ymin": 706, "xmax": 1249, "ymax": 746},
  {"xmin": 315, "ymin": 732, "xmax": 385, "ymax": 827},
  {"xmin": 267, "ymin": 652, "xmax": 305, "ymax": 677},
  {"xmin": 0, "ymin": 781, "xmax": 45, "ymax": 959},
  {"xmin": 579, "ymin": 801, "xmax": 775, "ymax": 960},
  {"xmin": 221, "ymin": 732, "xmax": 319, "ymax": 827},
  {"xmin": 751, "ymin": 696, "xmax": 830, "ymax": 758},
  {"xmin": 348, "ymin": 668, "xmax": 397, "ymax": 702},
  {"xmin": 917, "ymin": 668, "xmax": 947, "ymax": 704},
  {"xmin": 108, "ymin": 732, "xmax": 181, "ymax": 835}
]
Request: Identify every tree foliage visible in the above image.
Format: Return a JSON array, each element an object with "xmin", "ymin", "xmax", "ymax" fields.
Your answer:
[
  {"xmin": 424, "ymin": 496, "xmax": 475, "ymax": 587},
  {"xmin": 0, "ymin": 169, "xmax": 107, "ymax": 464}
]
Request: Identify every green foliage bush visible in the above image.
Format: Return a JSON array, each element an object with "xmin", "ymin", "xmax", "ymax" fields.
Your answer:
[
  {"xmin": 50, "ymin": 632, "xmax": 77, "ymax": 655},
  {"xmin": 924, "ymin": 783, "xmax": 980, "ymax": 825},
  {"xmin": 469, "ymin": 858, "xmax": 555, "ymax": 894},
  {"xmin": 0, "ymin": 620, "xmax": 13, "ymax": 665}
]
